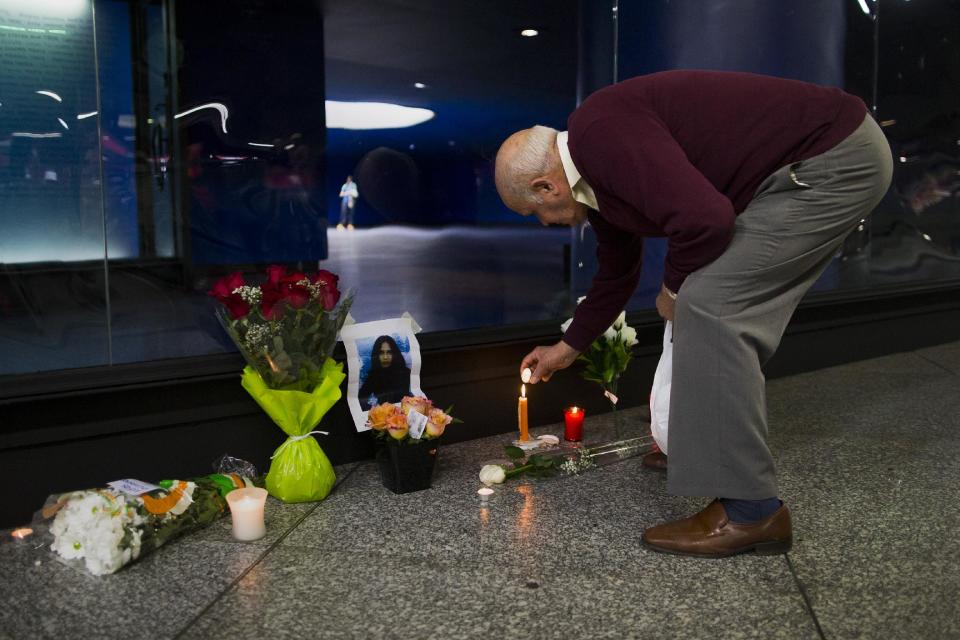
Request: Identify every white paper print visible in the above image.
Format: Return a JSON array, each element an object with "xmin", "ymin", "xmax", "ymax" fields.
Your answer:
[{"xmin": 341, "ymin": 316, "xmax": 424, "ymax": 432}]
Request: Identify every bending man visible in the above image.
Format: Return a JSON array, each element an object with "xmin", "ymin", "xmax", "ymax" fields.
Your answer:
[{"xmin": 495, "ymin": 70, "xmax": 892, "ymax": 557}]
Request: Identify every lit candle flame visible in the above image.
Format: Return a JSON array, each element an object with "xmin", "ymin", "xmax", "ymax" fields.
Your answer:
[
  {"xmin": 571, "ymin": 406, "xmax": 579, "ymax": 414},
  {"xmin": 11, "ymin": 527, "xmax": 33, "ymax": 540},
  {"xmin": 521, "ymin": 384, "xmax": 526, "ymax": 398}
]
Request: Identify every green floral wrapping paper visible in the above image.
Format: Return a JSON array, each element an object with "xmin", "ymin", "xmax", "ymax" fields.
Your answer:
[{"xmin": 242, "ymin": 358, "xmax": 346, "ymax": 502}]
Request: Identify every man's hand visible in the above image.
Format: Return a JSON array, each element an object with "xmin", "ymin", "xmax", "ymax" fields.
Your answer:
[
  {"xmin": 656, "ymin": 284, "xmax": 677, "ymax": 321},
  {"xmin": 520, "ymin": 341, "xmax": 580, "ymax": 384}
]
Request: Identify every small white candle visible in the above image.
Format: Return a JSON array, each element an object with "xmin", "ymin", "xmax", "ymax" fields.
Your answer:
[
  {"xmin": 226, "ymin": 488, "xmax": 267, "ymax": 541},
  {"xmin": 477, "ymin": 487, "xmax": 494, "ymax": 505}
]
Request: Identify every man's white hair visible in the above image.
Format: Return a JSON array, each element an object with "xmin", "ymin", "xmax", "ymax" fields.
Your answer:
[{"xmin": 496, "ymin": 125, "xmax": 559, "ymax": 205}]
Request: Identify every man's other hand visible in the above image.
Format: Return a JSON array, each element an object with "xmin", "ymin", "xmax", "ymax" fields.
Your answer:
[
  {"xmin": 520, "ymin": 341, "xmax": 580, "ymax": 384},
  {"xmin": 656, "ymin": 284, "xmax": 677, "ymax": 321}
]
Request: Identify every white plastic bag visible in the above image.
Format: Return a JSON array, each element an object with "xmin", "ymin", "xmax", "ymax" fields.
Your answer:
[{"xmin": 649, "ymin": 321, "xmax": 672, "ymax": 454}]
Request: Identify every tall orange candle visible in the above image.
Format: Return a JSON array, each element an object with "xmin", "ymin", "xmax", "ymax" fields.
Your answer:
[{"xmin": 518, "ymin": 384, "xmax": 529, "ymax": 441}]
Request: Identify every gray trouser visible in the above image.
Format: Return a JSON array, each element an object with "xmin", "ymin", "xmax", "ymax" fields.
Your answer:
[{"xmin": 667, "ymin": 115, "xmax": 893, "ymax": 499}]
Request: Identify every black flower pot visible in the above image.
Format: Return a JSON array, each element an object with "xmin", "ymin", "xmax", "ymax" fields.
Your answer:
[{"xmin": 375, "ymin": 439, "xmax": 439, "ymax": 494}]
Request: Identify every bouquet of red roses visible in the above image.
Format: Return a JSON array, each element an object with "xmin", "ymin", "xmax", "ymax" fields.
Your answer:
[
  {"xmin": 210, "ymin": 265, "xmax": 351, "ymax": 389},
  {"xmin": 210, "ymin": 266, "xmax": 354, "ymax": 503}
]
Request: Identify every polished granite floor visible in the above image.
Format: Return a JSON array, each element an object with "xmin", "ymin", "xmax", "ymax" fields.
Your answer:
[{"xmin": 2, "ymin": 341, "xmax": 960, "ymax": 639}]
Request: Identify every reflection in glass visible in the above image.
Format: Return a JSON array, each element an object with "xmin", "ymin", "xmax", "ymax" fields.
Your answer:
[
  {"xmin": 0, "ymin": 0, "xmax": 109, "ymax": 374},
  {"xmin": 2, "ymin": 0, "xmax": 958, "ymax": 379}
]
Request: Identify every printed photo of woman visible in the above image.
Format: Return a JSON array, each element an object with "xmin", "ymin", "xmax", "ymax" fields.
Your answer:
[
  {"xmin": 342, "ymin": 316, "xmax": 423, "ymax": 432},
  {"xmin": 358, "ymin": 334, "xmax": 411, "ymax": 410}
]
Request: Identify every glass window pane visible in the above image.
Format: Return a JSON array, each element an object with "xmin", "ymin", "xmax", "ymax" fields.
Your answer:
[
  {"xmin": 322, "ymin": 1, "xmax": 579, "ymax": 329},
  {"xmin": 0, "ymin": 0, "xmax": 109, "ymax": 375}
]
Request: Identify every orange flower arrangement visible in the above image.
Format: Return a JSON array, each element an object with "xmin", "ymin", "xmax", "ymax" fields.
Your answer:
[{"xmin": 366, "ymin": 395, "xmax": 457, "ymax": 443}]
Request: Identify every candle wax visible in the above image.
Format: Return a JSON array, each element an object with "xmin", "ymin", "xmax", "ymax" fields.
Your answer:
[
  {"xmin": 226, "ymin": 488, "xmax": 267, "ymax": 542},
  {"xmin": 518, "ymin": 384, "xmax": 529, "ymax": 441}
]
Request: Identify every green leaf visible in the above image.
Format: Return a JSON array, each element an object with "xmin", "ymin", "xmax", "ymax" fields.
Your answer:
[
  {"xmin": 530, "ymin": 455, "xmax": 555, "ymax": 469},
  {"xmin": 505, "ymin": 445, "xmax": 525, "ymax": 459}
]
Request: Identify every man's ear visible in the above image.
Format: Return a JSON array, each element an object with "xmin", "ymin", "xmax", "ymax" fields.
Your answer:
[{"xmin": 530, "ymin": 176, "xmax": 558, "ymax": 198}]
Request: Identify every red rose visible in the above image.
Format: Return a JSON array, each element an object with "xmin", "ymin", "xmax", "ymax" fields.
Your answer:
[
  {"xmin": 273, "ymin": 272, "xmax": 309, "ymax": 309},
  {"xmin": 281, "ymin": 272, "xmax": 308, "ymax": 287},
  {"xmin": 311, "ymin": 269, "xmax": 341, "ymax": 310},
  {"xmin": 265, "ymin": 264, "xmax": 286, "ymax": 286},
  {"xmin": 223, "ymin": 297, "xmax": 251, "ymax": 319},
  {"xmin": 283, "ymin": 284, "xmax": 311, "ymax": 309},
  {"xmin": 312, "ymin": 270, "xmax": 339, "ymax": 289},
  {"xmin": 209, "ymin": 272, "xmax": 245, "ymax": 301},
  {"xmin": 260, "ymin": 287, "xmax": 287, "ymax": 321},
  {"xmin": 209, "ymin": 272, "xmax": 251, "ymax": 319}
]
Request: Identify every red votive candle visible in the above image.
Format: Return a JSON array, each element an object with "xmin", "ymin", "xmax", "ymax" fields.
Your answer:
[{"xmin": 564, "ymin": 406, "xmax": 585, "ymax": 442}]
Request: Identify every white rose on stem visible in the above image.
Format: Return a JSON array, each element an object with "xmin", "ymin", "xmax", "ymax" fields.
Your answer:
[
  {"xmin": 620, "ymin": 325, "xmax": 638, "ymax": 347},
  {"xmin": 479, "ymin": 465, "xmax": 506, "ymax": 485}
]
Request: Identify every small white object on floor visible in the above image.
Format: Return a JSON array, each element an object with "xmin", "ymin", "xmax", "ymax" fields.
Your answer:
[
  {"xmin": 512, "ymin": 434, "xmax": 560, "ymax": 450},
  {"xmin": 512, "ymin": 438, "xmax": 541, "ymax": 451}
]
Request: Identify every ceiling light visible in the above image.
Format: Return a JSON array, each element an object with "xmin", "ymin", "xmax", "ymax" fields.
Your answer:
[
  {"xmin": 414, "ymin": 82, "xmax": 426, "ymax": 89},
  {"xmin": 5, "ymin": 0, "xmax": 86, "ymax": 18},
  {"xmin": 325, "ymin": 100, "xmax": 434, "ymax": 130},
  {"xmin": 520, "ymin": 29, "xmax": 539, "ymax": 37}
]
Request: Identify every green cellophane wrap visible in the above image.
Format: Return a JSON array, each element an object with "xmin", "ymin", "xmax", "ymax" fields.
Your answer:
[{"xmin": 241, "ymin": 358, "xmax": 345, "ymax": 503}]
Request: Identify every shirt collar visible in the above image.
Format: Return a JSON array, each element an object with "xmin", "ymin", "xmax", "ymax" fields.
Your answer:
[{"xmin": 556, "ymin": 131, "xmax": 599, "ymax": 211}]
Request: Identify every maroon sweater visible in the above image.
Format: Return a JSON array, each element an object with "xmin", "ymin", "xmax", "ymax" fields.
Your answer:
[{"xmin": 562, "ymin": 70, "xmax": 867, "ymax": 352}]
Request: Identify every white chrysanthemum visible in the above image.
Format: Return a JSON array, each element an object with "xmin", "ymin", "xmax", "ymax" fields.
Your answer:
[{"xmin": 49, "ymin": 491, "xmax": 142, "ymax": 576}]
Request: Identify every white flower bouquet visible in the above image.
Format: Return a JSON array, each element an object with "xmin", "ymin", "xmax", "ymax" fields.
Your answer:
[
  {"xmin": 561, "ymin": 302, "xmax": 639, "ymax": 407},
  {"xmin": 35, "ymin": 474, "xmax": 250, "ymax": 576}
]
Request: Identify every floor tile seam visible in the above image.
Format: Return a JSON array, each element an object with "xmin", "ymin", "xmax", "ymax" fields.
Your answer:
[
  {"xmin": 260, "ymin": 541, "xmax": 803, "ymax": 588},
  {"xmin": 784, "ymin": 553, "xmax": 827, "ymax": 640},
  {"xmin": 249, "ymin": 537, "xmax": 606, "ymax": 575},
  {"xmin": 170, "ymin": 462, "xmax": 362, "ymax": 640},
  {"xmin": 915, "ymin": 352, "xmax": 958, "ymax": 376}
]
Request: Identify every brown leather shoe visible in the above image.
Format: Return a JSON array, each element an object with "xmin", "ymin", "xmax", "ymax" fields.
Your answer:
[
  {"xmin": 642, "ymin": 500, "xmax": 792, "ymax": 557},
  {"xmin": 642, "ymin": 451, "xmax": 668, "ymax": 472}
]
